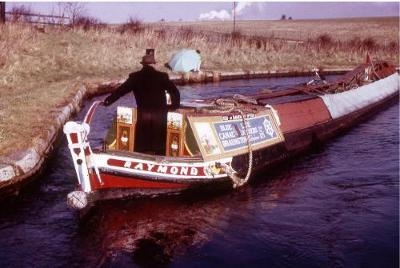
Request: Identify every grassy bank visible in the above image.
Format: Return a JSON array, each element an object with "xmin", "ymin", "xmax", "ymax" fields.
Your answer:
[{"xmin": 0, "ymin": 17, "xmax": 398, "ymax": 156}]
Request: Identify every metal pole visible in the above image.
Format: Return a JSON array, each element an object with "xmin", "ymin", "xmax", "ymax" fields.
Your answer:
[
  {"xmin": 233, "ymin": 1, "xmax": 236, "ymax": 33},
  {"xmin": 0, "ymin": 2, "xmax": 5, "ymax": 24}
]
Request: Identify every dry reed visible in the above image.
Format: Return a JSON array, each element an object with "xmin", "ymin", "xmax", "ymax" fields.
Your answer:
[{"xmin": 0, "ymin": 17, "xmax": 398, "ymax": 155}]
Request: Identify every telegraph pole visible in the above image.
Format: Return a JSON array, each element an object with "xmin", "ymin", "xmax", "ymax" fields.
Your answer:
[
  {"xmin": 233, "ymin": 2, "xmax": 236, "ymax": 33},
  {"xmin": 0, "ymin": 2, "xmax": 5, "ymax": 24}
]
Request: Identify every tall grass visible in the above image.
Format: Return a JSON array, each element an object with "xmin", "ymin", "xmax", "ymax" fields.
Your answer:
[
  {"xmin": 159, "ymin": 17, "xmax": 399, "ymax": 44},
  {"xmin": 0, "ymin": 18, "xmax": 398, "ymax": 155}
]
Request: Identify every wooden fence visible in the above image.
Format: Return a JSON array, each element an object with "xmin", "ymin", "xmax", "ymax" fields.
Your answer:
[{"xmin": 3, "ymin": 9, "xmax": 70, "ymax": 25}]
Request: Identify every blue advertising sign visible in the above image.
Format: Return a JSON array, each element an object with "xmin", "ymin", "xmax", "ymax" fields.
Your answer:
[
  {"xmin": 188, "ymin": 110, "xmax": 284, "ymax": 161},
  {"xmin": 213, "ymin": 115, "xmax": 277, "ymax": 151}
]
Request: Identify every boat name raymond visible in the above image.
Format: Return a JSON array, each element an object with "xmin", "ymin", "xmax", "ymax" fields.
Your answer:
[
  {"xmin": 214, "ymin": 115, "xmax": 277, "ymax": 151},
  {"xmin": 107, "ymin": 159, "xmax": 202, "ymax": 176}
]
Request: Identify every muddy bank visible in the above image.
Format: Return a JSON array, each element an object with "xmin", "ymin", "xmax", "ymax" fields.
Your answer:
[{"xmin": 0, "ymin": 69, "xmax": 348, "ymax": 199}]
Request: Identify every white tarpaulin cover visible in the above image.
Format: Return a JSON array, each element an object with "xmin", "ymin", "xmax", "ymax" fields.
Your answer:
[
  {"xmin": 168, "ymin": 49, "xmax": 201, "ymax": 72},
  {"xmin": 320, "ymin": 73, "xmax": 399, "ymax": 119}
]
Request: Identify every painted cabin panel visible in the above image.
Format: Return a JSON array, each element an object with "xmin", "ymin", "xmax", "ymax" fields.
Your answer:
[{"xmin": 274, "ymin": 98, "xmax": 331, "ymax": 134}]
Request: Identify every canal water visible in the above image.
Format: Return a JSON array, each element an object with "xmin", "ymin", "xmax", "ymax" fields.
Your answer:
[{"xmin": 0, "ymin": 76, "xmax": 398, "ymax": 267}]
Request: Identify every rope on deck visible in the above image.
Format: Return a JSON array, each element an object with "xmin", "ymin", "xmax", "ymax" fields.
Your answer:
[{"xmin": 211, "ymin": 95, "xmax": 256, "ymax": 188}]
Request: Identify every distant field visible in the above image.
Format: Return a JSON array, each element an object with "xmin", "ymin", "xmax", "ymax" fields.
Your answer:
[{"xmin": 153, "ymin": 17, "xmax": 399, "ymax": 43}]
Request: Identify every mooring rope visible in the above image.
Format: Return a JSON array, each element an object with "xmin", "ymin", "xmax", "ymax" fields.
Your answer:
[
  {"xmin": 212, "ymin": 96, "xmax": 254, "ymax": 188},
  {"xmin": 229, "ymin": 108, "xmax": 253, "ymax": 188},
  {"xmin": 370, "ymin": 61, "xmax": 381, "ymax": 80}
]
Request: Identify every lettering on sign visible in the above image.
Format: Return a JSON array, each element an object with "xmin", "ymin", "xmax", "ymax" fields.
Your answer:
[
  {"xmin": 188, "ymin": 110, "xmax": 284, "ymax": 161},
  {"xmin": 222, "ymin": 113, "xmax": 255, "ymax": 121},
  {"xmin": 214, "ymin": 115, "xmax": 277, "ymax": 151}
]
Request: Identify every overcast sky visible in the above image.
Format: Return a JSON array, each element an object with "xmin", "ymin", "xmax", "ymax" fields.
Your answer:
[{"xmin": 6, "ymin": 2, "xmax": 400, "ymax": 23}]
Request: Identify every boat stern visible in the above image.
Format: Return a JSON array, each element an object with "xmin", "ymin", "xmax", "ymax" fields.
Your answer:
[{"xmin": 63, "ymin": 121, "xmax": 98, "ymax": 194}]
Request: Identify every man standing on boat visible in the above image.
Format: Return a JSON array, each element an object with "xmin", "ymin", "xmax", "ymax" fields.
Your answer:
[{"xmin": 103, "ymin": 49, "xmax": 180, "ymax": 155}]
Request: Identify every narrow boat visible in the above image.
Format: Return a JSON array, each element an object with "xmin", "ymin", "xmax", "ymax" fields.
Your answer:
[{"xmin": 63, "ymin": 58, "xmax": 399, "ymax": 210}]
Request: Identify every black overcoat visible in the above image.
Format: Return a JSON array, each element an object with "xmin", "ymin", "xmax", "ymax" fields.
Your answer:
[{"xmin": 104, "ymin": 65, "xmax": 180, "ymax": 154}]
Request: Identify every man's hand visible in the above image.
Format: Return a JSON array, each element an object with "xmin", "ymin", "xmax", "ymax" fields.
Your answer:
[{"xmin": 170, "ymin": 103, "xmax": 180, "ymax": 110}]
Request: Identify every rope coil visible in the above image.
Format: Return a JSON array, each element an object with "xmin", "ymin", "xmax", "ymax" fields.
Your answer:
[{"xmin": 211, "ymin": 96, "xmax": 255, "ymax": 188}]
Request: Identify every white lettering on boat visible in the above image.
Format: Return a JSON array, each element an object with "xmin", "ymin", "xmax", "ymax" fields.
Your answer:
[
  {"xmin": 134, "ymin": 162, "xmax": 144, "ymax": 170},
  {"xmin": 124, "ymin": 161, "xmax": 132, "ymax": 168},
  {"xmin": 157, "ymin": 165, "xmax": 168, "ymax": 173},
  {"xmin": 180, "ymin": 166, "xmax": 188, "ymax": 175},
  {"xmin": 147, "ymin": 163, "xmax": 155, "ymax": 171},
  {"xmin": 190, "ymin": 167, "xmax": 198, "ymax": 175},
  {"xmin": 170, "ymin": 166, "xmax": 179, "ymax": 175},
  {"xmin": 109, "ymin": 159, "xmax": 204, "ymax": 177}
]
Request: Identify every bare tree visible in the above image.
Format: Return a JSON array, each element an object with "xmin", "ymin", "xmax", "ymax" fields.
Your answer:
[
  {"xmin": 58, "ymin": 2, "xmax": 86, "ymax": 25},
  {"xmin": 9, "ymin": 5, "xmax": 34, "ymax": 23}
]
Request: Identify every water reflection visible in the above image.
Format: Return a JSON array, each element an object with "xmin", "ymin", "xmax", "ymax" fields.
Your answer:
[
  {"xmin": 73, "ymin": 153, "xmax": 332, "ymax": 267},
  {"xmin": 76, "ymin": 170, "xmax": 300, "ymax": 267}
]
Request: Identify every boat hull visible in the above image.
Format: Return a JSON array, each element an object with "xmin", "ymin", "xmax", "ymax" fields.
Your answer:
[{"xmin": 72, "ymin": 89, "xmax": 399, "ymax": 205}]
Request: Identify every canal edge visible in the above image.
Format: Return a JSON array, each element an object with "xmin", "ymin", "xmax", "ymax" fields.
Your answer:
[{"xmin": 0, "ymin": 84, "xmax": 87, "ymax": 196}]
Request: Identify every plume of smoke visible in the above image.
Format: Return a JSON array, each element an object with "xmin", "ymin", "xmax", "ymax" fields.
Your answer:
[
  {"xmin": 235, "ymin": 2, "xmax": 252, "ymax": 14},
  {"xmin": 199, "ymin": 2, "xmax": 253, "ymax": 21},
  {"xmin": 199, "ymin": 9, "xmax": 231, "ymax": 20}
]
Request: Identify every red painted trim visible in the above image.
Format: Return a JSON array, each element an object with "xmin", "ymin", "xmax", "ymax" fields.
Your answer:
[
  {"xmin": 70, "ymin": 133, "xmax": 78, "ymax": 144},
  {"xmin": 84, "ymin": 101, "xmax": 101, "ymax": 124},
  {"xmin": 84, "ymin": 147, "xmax": 91, "ymax": 156},
  {"xmin": 89, "ymin": 172, "xmax": 189, "ymax": 190}
]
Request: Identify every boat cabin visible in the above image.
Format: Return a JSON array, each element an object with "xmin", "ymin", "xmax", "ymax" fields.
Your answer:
[{"xmin": 104, "ymin": 102, "xmax": 284, "ymax": 162}]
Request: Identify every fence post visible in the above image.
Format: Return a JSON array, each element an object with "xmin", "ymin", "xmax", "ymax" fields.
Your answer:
[{"xmin": 0, "ymin": 2, "xmax": 5, "ymax": 24}]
